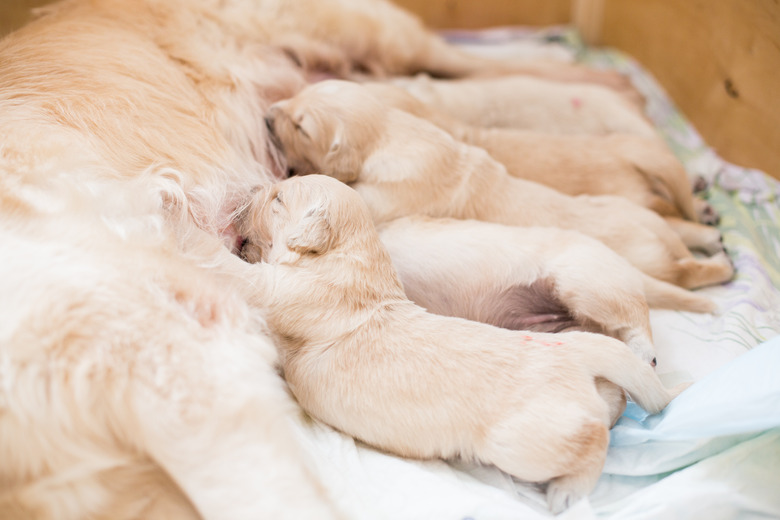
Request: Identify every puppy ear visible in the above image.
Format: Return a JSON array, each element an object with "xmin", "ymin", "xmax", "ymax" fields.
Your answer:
[
  {"xmin": 325, "ymin": 122, "xmax": 361, "ymax": 183},
  {"xmin": 329, "ymin": 131, "xmax": 341, "ymax": 154},
  {"xmin": 286, "ymin": 204, "xmax": 332, "ymax": 254}
]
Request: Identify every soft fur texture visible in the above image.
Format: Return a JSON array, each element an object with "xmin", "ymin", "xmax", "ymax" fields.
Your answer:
[
  {"xmin": 236, "ymin": 174, "xmax": 684, "ymax": 514},
  {"xmin": 0, "ymin": 0, "xmax": 724, "ymax": 516},
  {"xmin": 362, "ymin": 81, "xmax": 719, "ymax": 226},
  {"xmin": 389, "ymin": 73, "xmax": 656, "ymax": 136},
  {"xmin": 378, "ymin": 215, "xmax": 718, "ymax": 365},
  {"xmin": 1, "ymin": 0, "xmax": 655, "ymax": 517},
  {"xmin": 0, "ymin": 174, "xmax": 342, "ymax": 520},
  {"xmin": 265, "ymin": 80, "xmax": 734, "ymax": 289}
]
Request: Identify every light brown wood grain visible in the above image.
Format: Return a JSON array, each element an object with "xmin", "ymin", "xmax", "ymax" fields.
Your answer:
[
  {"xmin": 0, "ymin": 0, "xmax": 53, "ymax": 37},
  {"xmin": 592, "ymin": 0, "xmax": 780, "ymax": 180},
  {"xmin": 390, "ymin": 0, "xmax": 571, "ymax": 29}
]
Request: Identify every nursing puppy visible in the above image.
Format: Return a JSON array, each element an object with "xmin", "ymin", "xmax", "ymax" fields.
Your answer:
[
  {"xmin": 0, "ymin": 176, "xmax": 342, "ymax": 520},
  {"xmin": 362, "ymin": 82, "xmax": 720, "ymax": 228},
  {"xmin": 390, "ymin": 73, "xmax": 656, "ymax": 137},
  {"xmin": 265, "ymin": 80, "xmax": 734, "ymax": 289},
  {"xmin": 236, "ymin": 174, "xmax": 685, "ymax": 514},
  {"xmin": 378, "ymin": 215, "xmax": 718, "ymax": 365}
]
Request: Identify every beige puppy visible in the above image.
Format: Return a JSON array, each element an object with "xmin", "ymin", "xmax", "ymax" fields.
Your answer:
[
  {"xmin": 0, "ymin": 176, "xmax": 342, "ymax": 520},
  {"xmin": 362, "ymin": 82, "xmax": 720, "ymax": 229},
  {"xmin": 377, "ymin": 215, "xmax": 718, "ymax": 365},
  {"xmin": 265, "ymin": 80, "xmax": 733, "ymax": 289},
  {"xmin": 236, "ymin": 174, "xmax": 685, "ymax": 514},
  {"xmin": 390, "ymin": 73, "xmax": 656, "ymax": 136}
]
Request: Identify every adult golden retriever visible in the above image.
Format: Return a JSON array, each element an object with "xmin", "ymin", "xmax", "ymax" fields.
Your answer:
[
  {"xmin": 235, "ymin": 174, "xmax": 685, "ymax": 514},
  {"xmin": 264, "ymin": 80, "xmax": 734, "ymax": 289}
]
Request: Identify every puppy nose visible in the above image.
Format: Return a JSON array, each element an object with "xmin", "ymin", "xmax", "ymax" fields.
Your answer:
[{"xmin": 650, "ymin": 357, "xmax": 657, "ymax": 368}]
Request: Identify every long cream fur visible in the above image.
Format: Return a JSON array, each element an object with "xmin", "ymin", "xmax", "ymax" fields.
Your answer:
[
  {"xmin": 0, "ymin": 172, "xmax": 342, "ymax": 519},
  {"xmin": 235, "ymin": 174, "xmax": 685, "ymax": 514}
]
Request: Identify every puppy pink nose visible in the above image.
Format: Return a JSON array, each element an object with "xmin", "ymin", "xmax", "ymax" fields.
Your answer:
[{"xmin": 650, "ymin": 357, "xmax": 657, "ymax": 368}]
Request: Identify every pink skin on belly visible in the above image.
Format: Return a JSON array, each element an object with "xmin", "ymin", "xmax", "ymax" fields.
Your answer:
[{"xmin": 220, "ymin": 221, "xmax": 245, "ymax": 254}]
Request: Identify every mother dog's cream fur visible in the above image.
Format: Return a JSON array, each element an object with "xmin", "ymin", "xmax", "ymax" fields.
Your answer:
[
  {"xmin": 236, "ymin": 174, "xmax": 685, "ymax": 514},
  {"xmin": 265, "ymin": 80, "xmax": 734, "ymax": 289},
  {"xmin": 0, "ymin": 174, "xmax": 342, "ymax": 520}
]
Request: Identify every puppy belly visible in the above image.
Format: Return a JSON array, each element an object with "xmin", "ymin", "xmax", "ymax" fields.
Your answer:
[{"xmin": 472, "ymin": 279, "xmax": 584, "ymax": 333}]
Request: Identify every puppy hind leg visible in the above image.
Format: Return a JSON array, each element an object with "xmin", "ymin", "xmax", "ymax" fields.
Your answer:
[
  {"xmin": 665, "ymin": 217, "xmax": 725, "ymax": 255},
  {"xmin": 691, "ymin": 176, "xmax": 721, "ymax": 225},
  {"xmin": 550, "ymin": 255, "xmax": 656, "ymax": 363},
  {"xmin": 674, "ymin": 252, "xmax": 734, "ymax": 289},
  {"xmin": 545, "ymin": 422, "xmax": 610, "ymax": 514},
  {"xmin": 694, "ymin": 198, "xmax": 720, "ymax": 226},
  {"xmin": 595, "ymin": 378, "xmax": 627, "ymax": 428}
]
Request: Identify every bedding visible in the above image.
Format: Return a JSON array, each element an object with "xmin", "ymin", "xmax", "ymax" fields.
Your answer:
[{"xmin": 289, "ymin": 27, "xmax": 780, "ymax": 519}]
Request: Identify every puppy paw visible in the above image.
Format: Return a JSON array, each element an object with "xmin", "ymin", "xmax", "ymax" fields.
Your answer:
[
  {"xmin": 692, "ymin": 175, "xmax": 709, "ymax": 193},
  {"xmin": 546, "ymin": 477, "xmax": 586, "ymax": 515},
  {"xmin": 695, "ymin": 198, "xmax": 720, "ymax": 226}
]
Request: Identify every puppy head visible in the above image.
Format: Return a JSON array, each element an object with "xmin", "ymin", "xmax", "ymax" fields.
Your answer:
[
  {"xmin": 238, "ymin": 174, "xmax": 372, "ymax": 264},
  {"xmin": 264, "ymin": 80, "xmax": 385, "ymax": 183}
]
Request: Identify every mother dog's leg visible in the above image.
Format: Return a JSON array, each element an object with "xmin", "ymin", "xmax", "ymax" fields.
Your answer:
[
  {"xmin": 125, "ymin": 253, "xmax": 342, "ymax": 520},
  {"xmin": 130, "ymin": 338, "xmax": 342, "ymax": 520}
]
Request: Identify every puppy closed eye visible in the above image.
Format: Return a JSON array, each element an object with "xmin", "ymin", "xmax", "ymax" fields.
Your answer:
[
  {"xmin": 293, "ymin": 114, "xmax": 311, "ymax": 139},
  {"xmin": 271, "ymin": 191, "xmax": 285, "ymax": 212}
]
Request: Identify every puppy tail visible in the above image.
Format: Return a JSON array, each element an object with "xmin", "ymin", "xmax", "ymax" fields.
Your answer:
[
  {"xmin": 578, "ymin": 334, "xmax": 681, "ymax": 414},
  {"xmin": 641, "ymin": 273, "xmax": 717, "ymax": 313}
]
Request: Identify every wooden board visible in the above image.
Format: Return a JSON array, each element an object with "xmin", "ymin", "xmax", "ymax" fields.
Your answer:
[
  {"xmin": 390, "ymin": 0, "xmax": 571, "ymax": 29},
  {"xmin": 594, "ymin": 0, "xmax": 780, "ymax": 180},
  {"xmin": 0, "ymin": 0, "xmax": 52, "ymax": 37}
]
